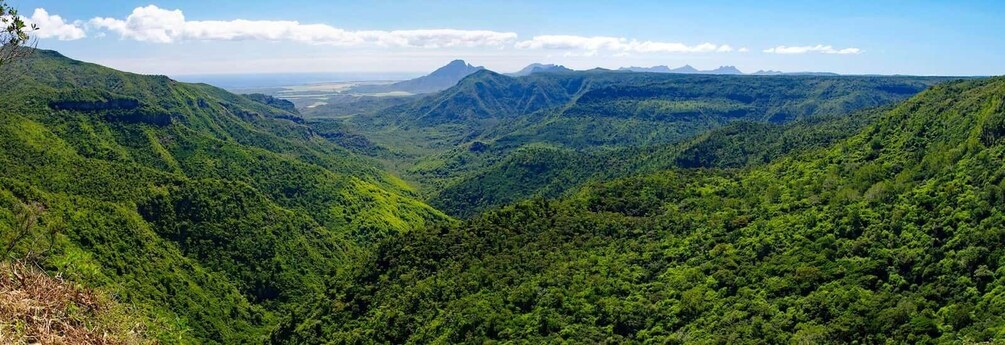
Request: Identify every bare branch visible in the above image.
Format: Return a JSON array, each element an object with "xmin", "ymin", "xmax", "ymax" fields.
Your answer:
[{"xmin": 0, "ymin": 0, "xmax": 38, "ymax": 67}]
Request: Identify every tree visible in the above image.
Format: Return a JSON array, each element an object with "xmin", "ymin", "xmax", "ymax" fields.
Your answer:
[
  {"xmin": 2, "ymin": 201, "xmax": 60, "ymax": 262},
  {"xmin": 1, "ymin": 0, "xmax": 37, "ymax": 67}
]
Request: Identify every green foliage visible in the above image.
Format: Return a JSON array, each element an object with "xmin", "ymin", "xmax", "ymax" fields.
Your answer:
[
  {"xmin": 0, "ymin": 199, "xmax": 57, "ymax": 261},
  {"xmin": 0, "ymin": 50, "xmax": 450, "ymax": 343},
  {"xmin": 432, "ymin": 106, "xmax": 888, "ymax": 217},
  {"xmin": 277, "ymin": 77, "xmax": 1005, "ymax": 343},
  {"xmin": 428, "ymin": 144, "xmax": 607, "ymax": 218}
]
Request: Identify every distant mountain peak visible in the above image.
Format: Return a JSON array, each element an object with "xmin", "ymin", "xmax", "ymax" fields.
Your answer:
[
  {"xmin": 670, "ymin": 65, "xmax": 699, "ymax": 73},
  {"xmin": 709, "ymin": 65, "xmax": 744, "ymax": 75},
  {"xmin": 434, "ymin": 60, "xmax": 481, "ymax": 73},
  {"xmin": 508, "ymin": 63, "xmax": 573, "ymax": 77},
  {"xmin": 351, "ymin": 59, "xmax": 485, "ymax": 94},
  {"xmin": 444, "ymin": 59, "xmax": 472, "ymax": 68}
]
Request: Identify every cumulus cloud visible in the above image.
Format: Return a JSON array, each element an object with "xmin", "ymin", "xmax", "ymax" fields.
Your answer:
[
  {"xmin": 23, "ymin": 8, "xmax": 86, "ymax": 40},
  {"xmin": 763, "ymin": 44, "xmax": 861, "ymax": 55},
  {"xmin": 88, "ymin": 5, "xmax": 517, "ymax": 47},
  {"xmin": 515, "ymin": 35, "xmax": 733, "ymax": 55}
]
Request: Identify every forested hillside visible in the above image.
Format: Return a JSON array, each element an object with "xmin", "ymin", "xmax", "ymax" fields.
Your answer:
[
  {"xmin": 0, "ymin": 50, "xmax": 449, "ymax": 343},
  {"xmin": 275, "ymin": 77, "xmax": 1005, "ymax": 343},
  {"xmin": 332, "ymin": 70, "xmax": 947, "ymax": 216},
  {"xmin": 431, "ymin": 106, "xmax": 890, "ymax": 217}
]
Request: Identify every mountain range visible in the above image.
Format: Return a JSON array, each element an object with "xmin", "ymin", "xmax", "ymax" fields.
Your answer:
[{"xmin": 346, "ymin": 61, "xmax": 836, "ymax": 96}]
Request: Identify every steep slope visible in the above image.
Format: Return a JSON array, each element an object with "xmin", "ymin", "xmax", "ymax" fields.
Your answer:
[
  {"xmin": 275, "ymin": 77, "xmax": 1005, "ymax": 343},
  {"xmin": 350, "ymin": 59, "xmax": 485, "ymax": 94},
  {"xmin": 0, "ymin": 50, "xmax": 448, "ymax": 343}
]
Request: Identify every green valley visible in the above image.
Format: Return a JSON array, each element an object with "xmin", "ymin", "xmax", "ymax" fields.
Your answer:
[{"xmin": 8, "ymin": 1, "xmax": 1005, "ymax": 343}]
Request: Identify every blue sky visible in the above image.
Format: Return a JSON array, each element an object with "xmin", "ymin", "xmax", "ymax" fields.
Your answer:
[{"xmin": 15, "ymin": 0, "xmax": 1005, "ymax": 76}]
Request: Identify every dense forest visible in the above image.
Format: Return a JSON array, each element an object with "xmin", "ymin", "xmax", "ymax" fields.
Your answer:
[
  {"xmin": 275, "ymin": 77, "xmax": 1005, "ymax": 344},
  {"xmin": 430, "ymin": 106, "xmax": 892, "ymax": 217},
  {"xmin": 3, "ymin": 49, "xmax": 1004, "ymax": 344}
]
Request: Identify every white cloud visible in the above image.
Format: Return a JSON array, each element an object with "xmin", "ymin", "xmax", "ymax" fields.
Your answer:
[
  {"xmin": 515, "ymin": 35, "xmax": 733, "ymax": 55},
  {"xmin": 763, "ymin": 44, "xmax": 861, "ymax": 55},
  {"xmin": 738, "ymin": 47, "xmax": 750, "ymax": 53},
  {"xmin": 362, "ymin": 29, "xmax": 518, "ymax": 48},
  {"xmin": 23, "ymin": 8, "xmax": 86, "ymax": 40},
  {"xmin": 514, "ymin": 35, "xmax": 621, "ymax": 51},
  {"xmin": 90, "ymin": 5, "xmax": 183, "ymax": 43},
  {"xmin": 88, "ymin": 5, "xmax": 517, "ymax": 47}
]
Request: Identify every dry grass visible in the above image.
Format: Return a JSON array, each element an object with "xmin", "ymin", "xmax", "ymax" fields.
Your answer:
[{"xmin": 0, "ymin": 261, "xmax": 151, "ymax": 344}]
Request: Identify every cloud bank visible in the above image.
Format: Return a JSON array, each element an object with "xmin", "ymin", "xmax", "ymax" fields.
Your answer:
[
  {"xmin": 763, "ymin": 45, "xmax": 861, "ymax": 55},
  {"xmin": 21, "ymin": 5, "xmax": 861, "ymax": 58},
  {"xmin": 82, "ymin": 5, "xmax": 734, "ymax": 54},
  {"xmin": 88, "ymin": 5, "xmax": 516, "ymax": 47}
]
